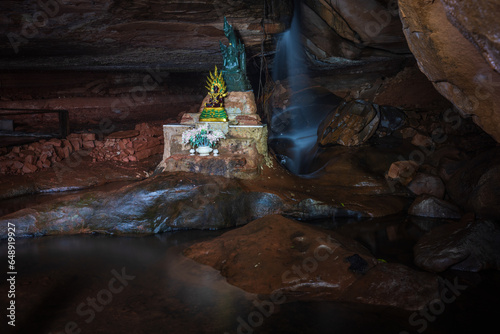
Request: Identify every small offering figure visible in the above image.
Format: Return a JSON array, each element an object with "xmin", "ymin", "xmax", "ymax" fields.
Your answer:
[{"xmin": 200, "ymin": 66, "xmax": 229, "ymax": 122}]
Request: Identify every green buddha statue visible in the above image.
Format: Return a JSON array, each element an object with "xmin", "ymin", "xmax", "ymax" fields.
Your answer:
[{"xmin": 219, "ymin": 17, "xmax": 252, "ymax": 92}]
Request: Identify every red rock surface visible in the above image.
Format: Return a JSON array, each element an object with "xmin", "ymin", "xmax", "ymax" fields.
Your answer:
[
  {"xmin": 184, "ymin": 215, "xmax": 439, "ymax": 310},
  {"xmin": 399, "ymin": 0, "xmax": 500, "ymax": 143}
]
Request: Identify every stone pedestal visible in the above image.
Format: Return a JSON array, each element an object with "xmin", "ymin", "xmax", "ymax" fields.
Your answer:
[
  {"xmin": 156, "ymin": 123, "xmax": 271, "ymax": 179},
  {"xmin": 157, "ymin": 90, "xmax": 270, "ymax": 179}
]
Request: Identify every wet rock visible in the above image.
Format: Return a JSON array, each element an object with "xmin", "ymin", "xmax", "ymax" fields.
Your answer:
[
  {"xmin": 184, "ymin": 215, "xmax": 438, "ymax": 310},
  {"xmin": 407, "ymin": 173, "xmax": 445, "ymax": 198},
  {"xmin": 0, "ymin": 173, "xmax": 285, "ymax": 237},
  {"xmin": 318, "ymin": 100, "xmax": 380, "ymax": 147},
  {"xmin": 409, "ymin": 195, "xmax": 461, "ymax": 219},
  {"xmin": 414, "ymin": 219, "xmax": 500, "ymax": 272}
]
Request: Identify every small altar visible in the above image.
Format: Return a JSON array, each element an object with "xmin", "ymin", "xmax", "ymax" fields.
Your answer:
[
  {"xmin": 156, "ymin": 122, "xmax": 270, "ymax": 179},
  {"xmin": 156, "ymin": 18, "xmax": 271, "ymax": 179}
]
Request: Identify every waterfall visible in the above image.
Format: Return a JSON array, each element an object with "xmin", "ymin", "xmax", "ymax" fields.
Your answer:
[{"xmin": 269, "ymin": 0, "xmax": 324, "ymax": 175}]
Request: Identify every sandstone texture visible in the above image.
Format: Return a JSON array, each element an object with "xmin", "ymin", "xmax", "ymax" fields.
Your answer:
[
  {"xmin": 184, "ymin": 215, "xmax": 439, "ymax": 311},
  {"xmin": 399, "ymin": 0, "xmax": 500, "ymax": 142}
]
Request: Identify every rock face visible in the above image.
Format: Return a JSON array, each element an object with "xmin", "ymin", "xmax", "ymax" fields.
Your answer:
[
  {"xmin": 302, "ymin": 0, "xmax": 409, "ymax": 60},
  {"xmin": 317, "ymin": 100, "xmax": 380, "ymax": 147},
  {"xmin": 0, "ymin": 173, "xmax": 285, "ymax": 237},
  {"xmin": 0, "ymin": 0, "xmax": 291, "ymax": 70},
  {"xmin": 414, "ymin": 219, "xmax": 500, "ymax": 272},
  {"xmin": 398, "ymin": 0, "xmax": 500, "ymax": 143},
  {"xmin": 184, "ymin": 215, "xmax": 439, "ymax": 311}
]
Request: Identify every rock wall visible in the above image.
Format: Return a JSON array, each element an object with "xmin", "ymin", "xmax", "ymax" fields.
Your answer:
[
  {"xmin": 0, "ymin": 0, "xmax": 291, "ymax": 70},
  {"xmin": 398, "ymin": 0, "xmax": 500, "ymax": 142}
]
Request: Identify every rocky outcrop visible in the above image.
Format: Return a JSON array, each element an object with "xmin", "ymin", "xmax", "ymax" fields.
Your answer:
[
  {"xmin": 302, "ymin": 0, "xmax": 409, "ymax": 60},
  {"xmin": 317, "ymin": 100, "xmax": 380, "ymax": 147},
  {"xmin": 0, "ymin": 173, "xmax": 286, "ymax": 237},
  {"xmin": 398, "ymin": 0, "xmax": 500, "ymax": 142},
  {"xmin": 414, "ymin": 219, "xmax": 500, "ymax": 272},
  {"xmin": 184, "ymin": 215, "xmax": 439, "ymax": 310}
]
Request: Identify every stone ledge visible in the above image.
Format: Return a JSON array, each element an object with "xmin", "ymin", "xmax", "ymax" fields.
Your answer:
[
  {"xmin": 157, "ymin": 123, "xmax": 271, "ymax": 179},
  {"xmin": 162, "ymin": 154, "xmax": 259, "ymax": 179}
]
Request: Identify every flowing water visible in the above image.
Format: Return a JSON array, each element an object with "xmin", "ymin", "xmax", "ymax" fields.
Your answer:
[{"xmin": 269, "ymin": 0, "xmax": 335, "ymax": 175}]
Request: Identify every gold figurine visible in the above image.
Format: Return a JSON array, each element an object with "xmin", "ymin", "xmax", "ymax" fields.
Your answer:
[{"xmin": 199, "ymin": 66, "xmax": 229, "ymax": 122}]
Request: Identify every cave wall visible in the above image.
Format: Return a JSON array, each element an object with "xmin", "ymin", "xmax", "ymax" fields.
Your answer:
[
  {"xmin": 0, "ymin": 0, "xmax": 292, "ymax": 132},
  {"xmin": 398, "ymin": 0, "xmax": 500, "ymax": 142},
  {"xmin": 0, "ymin": 0, "xmax": 292, "ymax": 70}
]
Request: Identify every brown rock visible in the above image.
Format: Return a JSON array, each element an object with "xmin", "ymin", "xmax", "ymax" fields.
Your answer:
[
  {"xmin": 24, "ymin": 154, "xmax": 35, "ymax": 165},
  {"xmin": 407, "ymin": 173, "xmax": 446, "ymax": 198},
  {"xmin": 399, "ymin": 0, "xmax": 500, "ymax": 143},
  {"xmin": 82, "ymin": 141, "xmax": 95, "ymax": 149},
  {"xmin": 387, "ymin": 160, "xmax": 419, "ymax": 185},
  {"xmin": 318, "ymin": 100, "xmax": 380, "ymax": 147},
  {"xmin": 411, "ymin": 132, "xmax": 433, "ymax": 147},
  {"xmin": 48, "ymin": 138, "xmax": 62, "ymax": 147},
  {"xmin": 135, "ymin": 148, "xmax": 152, "ymax": 160},
  {"xmin": 22, "ymin": 163, "xmax": 37, "ymax": 174},
  {"xmin": 69, "ymin": 139, "xmax": 82, "ymax": 151},
  {"xmin": 184, "ymin": 215, "xmax": 438, "ymax": 310},
  {"xmin": 12, "ymin": 161, "xmax": 23, "ymax": 170},
  {"xmin": 81, "ymin": 133, "xmax": 96, "ymax": 141}
]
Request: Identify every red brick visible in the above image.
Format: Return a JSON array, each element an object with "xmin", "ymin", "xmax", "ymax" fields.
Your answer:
[
  {"xmin": 82, "ymin": 141, "xmax": 95, "ymax": 149},
  {"xmin": 22, "ymin": 163, "xmax": 37, "ymax": 174}
]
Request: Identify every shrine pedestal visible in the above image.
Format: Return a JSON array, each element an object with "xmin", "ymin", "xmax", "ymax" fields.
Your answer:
[{"xmin": 156, "ymin": 123, "xmax": 271, "ymax": 179}]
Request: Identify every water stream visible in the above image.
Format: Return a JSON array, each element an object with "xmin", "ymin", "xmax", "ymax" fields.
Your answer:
[{"xmin": 269, "ymin": 0, "xmax": 334, "ymax": 175}]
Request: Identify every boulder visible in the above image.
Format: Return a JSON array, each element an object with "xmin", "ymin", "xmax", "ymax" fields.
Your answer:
[
  {"xmin": 387, "ymin": 160, "xmax": 419, "ymax": 185},
  {"xmin": 398, "ymin": 0, "xmax": 500, "ymax": 143},
  {"xmin": 407, "ymin": 173, "xmax": 445, "ymax": 198},
  {"xmin": 409, "ymin": 195, "xmax": 461, "ymax": 219},
  {"xmin": 318, "ymin": 100, "xmax": 380, "ymax": 147},
  {"xmin": 414, "ymin": 219, "xmax": 500, "ymax": 272},
  {"xmin": 184, "ymin": 215, "xmax": 438, "ymax": 310}
]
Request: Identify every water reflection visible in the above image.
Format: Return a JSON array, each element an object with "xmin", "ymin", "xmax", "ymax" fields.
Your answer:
[{"xmin": 1, "ymin": 228, "xmax": 498, "ymax": 333}]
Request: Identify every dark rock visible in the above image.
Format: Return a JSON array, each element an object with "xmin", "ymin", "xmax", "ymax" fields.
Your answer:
[
  {"xmin": 345, "ymin": 254, "xmax": 369, "ymax": 274},
  {"xmin": 377, "ymin": 105, "xmax": 407, "ymax": 134},
  {"xmin": 446, "ymin": 147, "xmax": 500, "ymax": 219},
  {"xmin": 318, "ymin": 100, "xmax": 380, "ymax": 147},
  {"xmin": 184, "ymin": 215, "xmax": 438, "ymax": 310},
  {"xmin": 0, "ymin": 173, "xmax": 285, "ymax": 237},
  {"xmin": 407, "ymin": 173, "xmax": 445, "ymax": 198},
  {"xmin": 414, "ymin": 219, "xmax": 500, "ymax": 272},
  {"xmin": 409, "ymin": 195, "xmax": 461, "ymax": 219}
]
